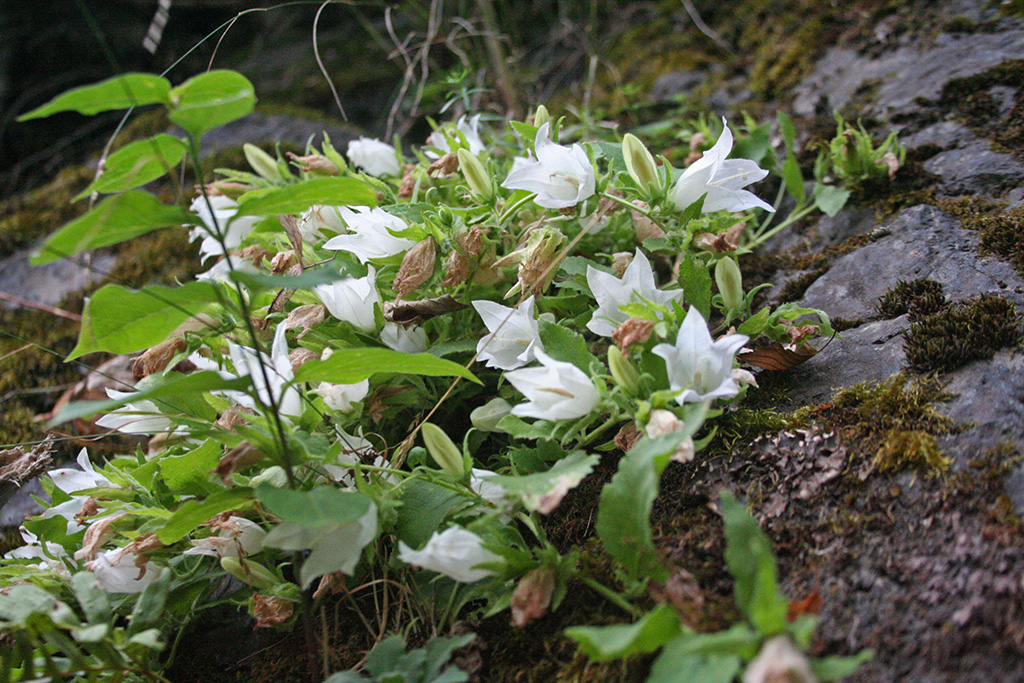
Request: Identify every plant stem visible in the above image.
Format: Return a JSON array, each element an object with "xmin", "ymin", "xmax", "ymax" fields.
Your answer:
[{"xmin": 580, "ymin": 577, "xmax": 642, "ymax": 617}]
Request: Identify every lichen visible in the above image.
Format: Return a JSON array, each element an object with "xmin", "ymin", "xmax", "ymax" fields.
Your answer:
[{"xmin": 903, "ymin": 294, "xmax": 1019, "ymax": 373}]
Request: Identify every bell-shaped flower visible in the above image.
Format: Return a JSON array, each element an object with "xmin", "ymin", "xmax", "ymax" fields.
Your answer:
[
  {"xmin": 586, "ymin": 249, "xmax": 683, "ymax": 337},
  {"xmin": 671, "ymin": 119, "xmax": 775, "ymax": 214},
  {"xmin": 313, "ymin": 349, "xmax": 369, "ymax": 413},
  {"xmin": 470, "ymin": 469, "xmax": 508, "ymax": 508},
  {"xmin": 652, "ymin": 307, "xmax": 749, "ymax": 404},
  {"xmin": 95, "ymin": 390, "xmax": 175, "ymax": 435},
  {"xmin": 3, "ymin": 527, "xmax": 69, "ymax": 572},
  {"xmin": 322, "ymin": 428, "xmax": 397, "ymax": 488},
  {"xmin": 427, "ymin": 114, "xmax": 485, "ymax": 156},
  {"xmin": 501, "ymin": 123, "xmax": 596, "ymax": 209},
  {"xmin": 397, "ymin": 526, "xmax": 502, "ymax": 583},
  {"xmin": 322, "ymin": 207, "xmax": 417, "ymax": 263},
  {"xmin": 505, "ymin": 350, "xmax": 600, "ymax": 420},
  {"xmin": 86, "ymin": 546, "xmax": 162, "ymax": 594},
  {"xmin": 472, "ymin": 295, "xmax": 544, "ymax": 370},
  {"xmin": 381, "ymin": 322, "xmax": 428, "ymax": 353},
  {"xmin": 315, "ymin": 266, "xmax": 380, "ymax": 332},
  {"xmin": 188, "ymin": 195, "xmax": 261, "ymax": 262},
  {"xmin": 183, "ymin": 516, "xmax": 266, "ymax": 558},
  {"xmin": 347, "ymin": 137, "xmax": 401, "ymax": 177},
  {"xmin": 41, "ymin": 449, "xmax": 113, "ymax": 532},
  {"xmin": 226, "ymin": 320, "xmax": 303, "ymax": 418}
]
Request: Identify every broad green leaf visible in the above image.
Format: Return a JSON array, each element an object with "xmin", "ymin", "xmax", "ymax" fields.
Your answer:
[
  {"xmin": 31, "ymin": 190, "xmax": 194, "ymax": 265},
  {"xmin": 736, "ymin": 305, "xmax": 771, "ymax": 337},
  {"xmin": 595, "ymin": 434, "xmax": 688, "ymax": 582},
  {"xmin": 68, "ymin": 281, "xmax": 219, "ymax": 359},
  {"xmin": 778, "ymin": 111, "xmax": 797, "ymax": 150},
  {"xmin": 538, "ymin": 318, "xmax": 598, "ymax": 373},
  {"xmin": 168, "ymin": 70, "xmax": 255, "ymax": 137},
  {"xmin": 496, "ymin": 415, "xmax": 558, "ymax": 441},
  {"xmin": 781, "ymin": 154, "xmax": 806, "ymax": 203},
  {"xmin": 17, "ymin": 73, "xmax": 171, "ymax": 120},
  {"xmin": 159, "ymin": 440, "xmax": 222, "ymax": 494},
  {"xmin": 48, "ymin": 371, "xmax": 251, "ymax": 428},
  {"xmin": 127, "ymin": 629, "xmax": 166, "ymax": 651},
  {"xmin": 76, "ymin": 134, "xmax": 187, "ymax": 198},
  {"xmin": 257, "ymin": 485, "xmax": 370, "ymax": 528},
  {"xmin": 234, "ymin": 177, "xmax": 377, "ymax": 216},
  {"xmin": 491, "ymin": 451, "xmax": 598, "ymax": 513},
  {"xmin": 395, "ymin": 479, "xmax": 464, "ymax": 548},
  {"xmin": 810, "ymin": 650, "xmax": 874, "ymax": 681},
  {"xmin": 661, "ymin": 623, "xmax": 759, "ymax": 657},
  {"xmin": 677, "ymin": 253, "xmax": 712, "ymax": 320},
  {"xmin": 295, "ymin": 347, "xmax": 480, "ymax": 385},
  {"xmin": 565, "ymin": 604, "xmax": 681, "ymax": 662},
  {"xmin": 156, "ymin": 487, "xmax": 253, "ymax": 544},
  {"xmin": 128, "ymin": 569, "xmax": 170, "ymax": 634},
  {"xmin": 814, "ymin": 183, "xmax": 850, "ymax": 218},
  {"xmin": 0, "ymin": 585, "xmax": 80, "ymax": 629},
  {"xmin": 70, "ymin": 572, "xmax": 112, "ymax": 625},
  {"xmin": 229, "ymin": 267, "xmax": 344, "ymax": 292},
  {"xmin": 720, "ymin": 492, "xmax": 788, "ymax": 635},
  {"xmin": 648, "ymin": 644, "xmax": 741, "ymax": 683}
]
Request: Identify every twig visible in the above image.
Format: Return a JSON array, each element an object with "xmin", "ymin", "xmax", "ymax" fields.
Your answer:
[
  {"xmin": 0, "ymin": 292, "xmax": 82, "ymax": 322},
  {"xmin": 680, "ymin": 0, "xmax": 736, "ymax": 57}
]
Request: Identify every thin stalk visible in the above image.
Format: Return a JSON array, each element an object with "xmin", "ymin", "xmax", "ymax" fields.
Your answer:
[
  {"xmin": 746, "ymin": 203, "xmax": 817, "ymax": 251},
  {"xmin": 579, "ymin": 577, "xmax": 642, "ymax": 617}
]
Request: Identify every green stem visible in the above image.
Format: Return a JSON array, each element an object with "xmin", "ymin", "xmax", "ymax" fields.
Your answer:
[
  {"xmin": 599, "ymin": 191, "xmax": 670, "ymax": 232},
  {"xmin": 574, "ymin": 412, "xmax": 623, "ymax": 448},
  {"xmin": 746, "ymin": 203, "xmax": 817, "ymax": 251},
  {"xmin": 580, "ymin": 577, "xmax": 642, "ymax": 617},
  {"xmin": 498, "ymin": 193, "xmax": 536, "ymax": 225}
]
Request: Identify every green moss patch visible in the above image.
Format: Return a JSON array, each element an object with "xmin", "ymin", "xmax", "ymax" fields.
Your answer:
[
  {"xmin": 876, "ymin": 278, "xmax": 946, "ymax": 320},
  {"xmin": 904, "ymin": 294, "xmax": 1019, "ymax": 373}
]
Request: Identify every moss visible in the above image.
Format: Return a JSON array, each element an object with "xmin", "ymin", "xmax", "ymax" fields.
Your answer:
[
  {"xmin": 876, "ymin": 278, "xmax": 946, "ymax": 320},
  {"xmin": 0, "ymin": 166, "xmax": 94, "ymax": 258},
  {"xmin": 938, "ymin": 59, "xmax": 1024, "ymax": 158},
  {"xmin": 904, "ymin": 294, "xmax": 1019, "ymax": 373},
  {"xmin": 936, "ymin": 197, "xmax": 1024, "ymax": 276},
  {"xmin": 873, "ymin": 429, "xmax": 951, "ymax": 475},
  {"xmin": 776, "ymin": 267, "xmax": 828, "ymax": 303}
]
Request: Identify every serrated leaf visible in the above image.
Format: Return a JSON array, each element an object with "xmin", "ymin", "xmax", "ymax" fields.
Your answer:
[
  {"xmin": 156, "ymin": 487, "xmax": 253, "ymax": 544},
  {"xmin": 257, "ymin": 485, "xmax": 370, "ymax": 528},
  {"xmin": 677, "ymin": 253, "xmax": 712, "ymax": 320},
  {"xmin": 168, "ymin": 70, "xmax": 255, "ymax": 137},
  {"xmin": 395, "ymin": 479, "xmax": 464, "ymax": 548},
  {"xmin": 720, "ymin": 492, "xmax": 788, "ymax": 635},
  {"xmin": 295, "ymin": 347, "xmax": 480, "ymax": 385},
  {"xmin": 490, "ymin": 451, "xmax": 597, "ymax": 514},
  {"xmin": 159, "ymin": 440, "xmax": 221, "ymax": 494},
  {"xmin": 538, "ymin": 318, "xmax": 598, "ymax": 373},
  {"xmin": 565, "ymin": 604, "xmax": 681, "ymax": 662},
  {"xmin": 31, "ymin": 190, "xmax": 194, "ymax": 265},
  {"xmin": 17, "ymin": 73, "xmax": 171, "ymax": 120},
  {"xmin": 76, "ymin": 134, "xmax": 186, "ymax": 199},
  {"xmin": 235, "ymin": 177, "xmax": 376, "ymax": 216},
  {"xmin": 68, "ymin": 281, "xmax": 219, "ymax": 359}
]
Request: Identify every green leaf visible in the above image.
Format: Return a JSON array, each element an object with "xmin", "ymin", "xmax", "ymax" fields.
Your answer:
[
  {"xmin": 128, "ymin": 569, "xmax": 170, "ymax": 634},
  {"xmin": 70, "ymin": 572, "xmax": 112, "ymax": 625},
  {"xmin": 17, "ymin": 73, "xmax": 171, "ymax": 120},
  {"xmin": 229, "ymin": 268, "xmax": 345, "ymax": 292},
  {"xmin": 0, "ymin": 585, "xmax": 80, "ymax": 629},
  {"xmin": 48, "ymin": 371, "xmax": 250, "ymax": 428},
  {"xmin": 781, "ymin": 154, "xmax": 806, "ymax": 203},
  {"xmin": 168, "ymin": 70, "xmax": 255, "ymax": 137},
  {"xmin": 495, "ymin": 415, "xmax": 557, "ymax": 441},
  {"xmin": 156, "ymin": 487, "xmax": 253, "ymax": 544},
  {"xmin": 68, "ymin": 281, "xmax": 219, "ymax": 359},
  {"xmin": 660, "ymin": 623, "xmax": 759, "ymax": 657},
  {"xmin": 538, "ymin": 318, "xmax": 598, "ymax": 373},
  {"xmin": 395, "ymin": 479, "xmax": 464, "ymax": 548},
  {"xmin": 720, "ymin": 491, "xmax": 788, "ymax": 635},
  {"xmin": 295, "ymin": 347, "xmax": 480, "ymax": 385},
  {"xmin": 31, "ymin": 190, "xmax": 194, "ymax": 265},
  {"xmin": 76, "ymin": 134, "xmax": 187, "ymax": 199},
  {"xmin": 647, "ymin": 645, "xmax": 741, "ymax": 683},
  {"xmin": 257, "ymin": 485, "xmax": 370, "ymax": 529},
  {"xmin": 159, "ymin": 440, "xmax": 222, "ymax": 494},
  {"xmin": 490, "ymin": 451, "xmax": 598, "ymax": 513},
  {"xmin": 736, "ymin": 306, "xmax": 771, "ymax": 337},
  {"xmin": 814, "ymin": 183, "xmax": 850, "ymax": 218},
  {"xmin": 677, "ymin": 253, "xmax": 712, "ymax": 320},
  {"xmin": 596, "ymin": 434, "xmax": 689, "ymax": 581},
  {"xmin": 810, "ymin": 650, "xmax": 874, "ymax": 681},
  {"xmin": 565, "ymin": 604, "xmax": 682, "ymax": 662},
  {"xmin": 235, "ymin": 177, "xmax": 377, "ymax": 217}
]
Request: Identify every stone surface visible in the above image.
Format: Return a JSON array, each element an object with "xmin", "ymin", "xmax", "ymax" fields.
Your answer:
[
  {"xmin": 923, "ymin": 138, "xmax": 1024, "ymax": 195},
  {"xmin": 0, "ymin": 248, "xmax": 117, "ymax": 310}
]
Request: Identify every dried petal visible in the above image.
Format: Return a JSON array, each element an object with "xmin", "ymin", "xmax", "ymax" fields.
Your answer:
[
  {"xmin": 284, "ymin": 304, "xmax": 326, "ymax": 338},
  {"xmin": 613, "ymin": 317, "xmax": 655, "ymax": 352},
  {"xmin": 398, "ymin": 164, "xmax": 417, "ymax": 198},
  {"xmin": 632, "ymin": 201, "xmax": 666, "ymax": 242},
  {"xmin": 511, "ymin": 567, "xmax": 556, "ymax": 627},
  {"xmin": 270, "ymin": 251, "xmax": 298, "ymax": 274},
  {"xmin": 393, "ymin": 238, "xmax": 437, "ymax": 299},
  {"xmin": 614, "ymin": 422, "xmax": 642, "ymax": 452},
  {"xmin": 132, "ymin": 338, "xmax": 187, "ymax": 379},
  {"xmin": 289, "ymin": 347, "xmax": 319, "ymax": 372},
  {"xmin": 253, "ymin": 594, "xmax": 295, "ymax": 627},
  {"xmin": 216, "ymin": 442, "xmax": 266, "ymax": 484},
  {"xmin": 286, "ymin": 152, "xmax": 338, "ymax": 175},
  {"xmin": 428, "ymin": 152, "xmax": 460, "ymax": 178}
]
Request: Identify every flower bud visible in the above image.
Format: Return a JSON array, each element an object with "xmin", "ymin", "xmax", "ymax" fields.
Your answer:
[
  {"xmin": 244, "ymin": 144, "xmax": 283, "ymax": 182},
  {"xmin": 715, "ymin": 256, "xmax": 744, "ymax": 315},
  {"xmin": 221, "ymin": 557, "xmax": 278, "ymax": 589},
  {"xmin": 508, "ymin": 227, "xmax": 566, "ymax": 298},
  {"xmin": 393, "ymin": 237, "xmax": 437, "ymax": 299},
  {"xmin": 743, "ymin": 635, "xmax": 816, "ymax": 683},
  {"xmin": 286, "ymin": 152, "xmax": 338, "ymax": 175},
  {"xmin": 622, "ymin": 133, "xmax": 660, "ymax": 194},
  {"xmin": 471, "ymin": 397, "xmax": 513, "ymax": 432},
  {"xmin": 458, "ymin": 148, "xmax": 492, "ymax": 200},
  {"xmin": 644, "ymin": 409, "xmax": 696, "ymax": 463},
  {"xmin": 249, "ymin": 465, "xmax": 288, "ymax": 488},
  {"xmin": 421, "ymin": 422, "xmax": 465, "ymax": 478},
  {"xmin": 533, "ymin": 105, "xmax": 551, "ymax": 128},
  {"xmin": 607, "ymin": 345, "xmax": 639, "ymax": 394}
]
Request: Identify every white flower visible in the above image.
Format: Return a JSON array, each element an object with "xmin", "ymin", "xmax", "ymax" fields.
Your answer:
[
  {"xmin": 381, "ymin": 322, "xmax": 428, "ymax": 353},
  {"xmin": 41, "ymin": 448, "xmax": 112, "ymax": 532},
  {"xmin": 644, "ymin": 409, "xmax": 696, "ymax": 463},
  {"xmin": 472, "ymin": 295, "xmax": 544, "ymax": 370},
  {"xmin": 183, "ymin": 516, "xmax": 266, "ymax": 558},
  {"xmin": 86, "ymin": 547, "xmax": 161, "ymax": 594},
  {"xmin": 226, "ymin": 320, "xmax": 303, "ymax": 418},
  {"xmin": 188, "ymin": 195, "xmax": 261, "ymax": 262},
  {"xmin": 195, "ymin": 255, "xmax": 261, "ymax": 283},
  {"xmin": 322, "ymin": 207, "xmax": 417, "ymax": 263},
  {"xmin": 671, "ymin": 119, "xmax": 775, "ymax": 214},
  {"xmin": 743, "ymin": 636, "xmax": 816, "ymax": 683},
  {"xmin": 397, "ymin": 526, "xmax": 502, "ymax": 583},
  {"xmin": 501, "ymin": 123, "xmax": 596, "ymax": 209},
  {"xmin": 505, "ymin": 350, "xmax": 600, "ymax": 420},
  {"xmin": 298, "ymin": 205, "xmax": 345, "ymax": 242},
  {"xmin": 316, "ymin": 380, "xmax": 369, "ymax": 413},
  {"xmin": 96, "ymin": 390, "xmax": 174, "ymax": 435},
  {"xmin": 427, "ymin": 114, "xmax": 485, "ymax": 156},
  {"xmin": 470, "ymin": 469, "xmax": 508, "ymax": 508},
  {"xmin": 322, "ymin": 428, "xmax": 397, "ymax": 488},
  {"xmin": 652, "ymin": 307, "xmax": 749, "ymax": 404},
  {"xmin": 315, "ymin": 266, "xmax": 380, "ymax": 332},
  {"xmin": 3, "ymin": 527, "xmax": 68, "ymax": 570},
  {"xmin": 347, "ymin": 137, "xmax": 401, "ymax": 177},
  {"xmin": 586, "ymin": 249, "xmax": 683, "ymax": 337}
]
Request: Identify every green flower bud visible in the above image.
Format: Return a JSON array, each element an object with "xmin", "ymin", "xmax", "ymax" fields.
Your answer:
[
  {"xmin": 244, "ymin": 143, "xmax": 282, "ymax": 182},
  {"xmin": 250, "ymin": 466, "xmax": 288, "ymax": 488},
  {"xmin": 607, "ymin": 345, "xmax": 640, "ymax": 394},
  {"xmin": 458, "ymin": 148, "xmax": 492, "ymax": 200},
  {"xmin": 533, "ymin": 105, "xmax": 551, "ymax": 128},
  {"xmin": 221, "ymin": 557, "xmax": 278, "ymax": 589},
  {"xmin": 715, "ymin": 256, "xmax": 744, "ymax": 315},
  {"xmin": 421, "ymin": 422, "xmax": 465, "ymax": 478},
  {"xmin": 470, "ymin": 397, "xmax": 513, "ymax": 432},
  {"xmin": 622, "ymin": 133, "xmax": 659, "ymax": 194}
]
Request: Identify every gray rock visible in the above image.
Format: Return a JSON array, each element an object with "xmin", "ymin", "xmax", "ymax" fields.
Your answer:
[
  {"xmin": 0, "ymin": 478, "xmax": 46, "ymax": 527},
  {"xmin": 0, "ymin": 248, "xmax": 117, "ymax": 310},
  {"xmin": 801, "ymin": 205, "xmax": 1024, "ymax": 320},
  {"xmin": 182, "ymin": 112, "xmax": 360, "ymax": 158},
  {"xmin": 924, "ymin": 138, "xmax": 1024, "ymax": 195},
  {"xmin": 902, "ymin": 120, "xmax": 975, "ymax": 152}
]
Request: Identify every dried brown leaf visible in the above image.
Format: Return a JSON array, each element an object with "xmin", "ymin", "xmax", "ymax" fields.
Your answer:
[{"xmin": 739, "ymin": 342, "xmax": 819, "ymax": 371}]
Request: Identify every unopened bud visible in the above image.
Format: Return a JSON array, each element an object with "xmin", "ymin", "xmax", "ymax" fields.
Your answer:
[
  {"xmin": 471, "ymin": 397, "xmax": 513, "ymax": 432},
  {"xmin": 394, "ymin": 238, "xmax": 437, "ymax": 299},
  {"xmin": 221, "ymin": 557, "xmax": 278, "ymax": 589},
  {"xmin": 286, "ymin": 152, "xmax": 338, "ymax": 175},
  {"xmin": 611, "ymin": 251, "xmax": 633, "ymax": 277},
  {"xmin": 644, "ymin": 409, "xmax": 695, "ymax": 463},
  {"xmin": 607, "ymin": 345, "xmax": 639, "ymax": 394},
  {"xmin": 270, "ymin": 251, "xmax": 297, "ymax": 274},
  {"xmin": 715, "ymin": 257, "xmax": 744, "ymax": 315},
  {"xmin": 533, "ymin": 105, "xmax": 551, "ymax": 128},
  {"xmin": 249, "ymin": 465, "xmax": 288, "ymax": 488},
  {"xmin": 244, "ymin": 144, "xmax": 282, "ymax": 182},
  {"xmin": 622, "ymin": 133, "xmax": 660, "ymax": 194},
  {"xmin": 511, "ymin": 567, "xmax": 556, "ymax": 628},
  {"xmin": 458, "ymin": 148, "xmax": 492, "ymax": 200},
  {"xmin": 743, "ymin": 635, "xmax": 816, "ymax": 683},
  {"xmin": 421, "ymin": 422, "xmax": 465, "ymax": 478}
]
